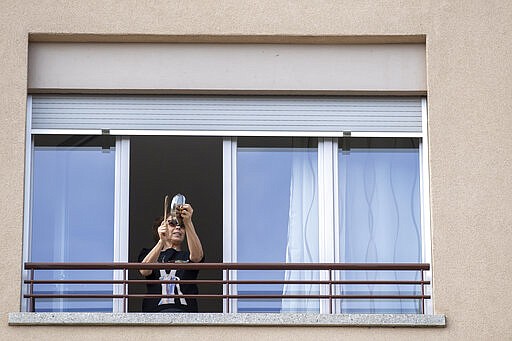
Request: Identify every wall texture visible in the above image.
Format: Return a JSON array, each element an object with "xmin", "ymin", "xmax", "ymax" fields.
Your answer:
[{"xmin": 1, "ymin": 0, "xmax": 511, "ymax": 340}]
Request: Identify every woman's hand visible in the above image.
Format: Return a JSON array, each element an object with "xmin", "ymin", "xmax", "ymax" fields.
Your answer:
[
  {"xmin": 157, "ymin": 220, "xmax": 168, "ymax": 240},
  {"xmin": 180, "ymin": 204, "xmax": 193, "ymax": 227}
]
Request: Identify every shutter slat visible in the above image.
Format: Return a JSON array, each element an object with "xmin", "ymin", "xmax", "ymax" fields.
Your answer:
[{"xmin": 31, "ymin": 95, "xmax": 423, "ymax": 134}]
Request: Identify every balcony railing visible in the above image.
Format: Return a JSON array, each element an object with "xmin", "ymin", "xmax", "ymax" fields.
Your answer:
[{"xmin": 24, "ymin": 262, "xmax": 430, "ymax": 314}]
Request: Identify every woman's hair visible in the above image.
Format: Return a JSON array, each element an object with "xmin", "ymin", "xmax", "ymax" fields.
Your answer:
[{"xmin": 151, "ymin": 216, "xmax": 164, "ymax": 243}]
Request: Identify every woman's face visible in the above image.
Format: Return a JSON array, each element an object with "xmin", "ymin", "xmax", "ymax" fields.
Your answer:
[{"xmin": 166, "ymin": 218, "xmax": 185, "ymax": 244}]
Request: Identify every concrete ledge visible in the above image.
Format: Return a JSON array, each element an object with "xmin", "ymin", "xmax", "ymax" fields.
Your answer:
[{"xmin": 8, "ymin": 313, "xmax": 446, "ymax": 327}]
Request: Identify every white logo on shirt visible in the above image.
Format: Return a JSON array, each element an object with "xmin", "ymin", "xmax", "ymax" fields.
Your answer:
[{"xmin": 158, "ymin": 269, "xmax": 187, "ymax": 306}]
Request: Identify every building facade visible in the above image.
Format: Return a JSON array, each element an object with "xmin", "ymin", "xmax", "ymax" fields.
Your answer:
[{"xmin": 1, "ymin": 0, "xmax": 511, "ymax": 339}]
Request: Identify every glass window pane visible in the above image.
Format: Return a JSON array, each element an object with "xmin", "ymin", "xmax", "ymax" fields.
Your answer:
[
  {"xmin": 31, "ymin": 136, "xmax": 115, "ymax": 312},
  {"xmin": 237, "ymin": 137, "xmax": 319, "ymax": 313},
  {"xmin": 338, "ymin": 138, "xmax": 422, "ymax": 313},
  {"xmin": 128, "ymin": 136, "xmax": 224, "ymax": 313}
]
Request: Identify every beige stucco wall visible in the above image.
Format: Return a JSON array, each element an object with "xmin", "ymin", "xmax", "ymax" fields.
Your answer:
[{"xmin": 1, "ymin": 0, "xmax": 511, "ymax": 340}]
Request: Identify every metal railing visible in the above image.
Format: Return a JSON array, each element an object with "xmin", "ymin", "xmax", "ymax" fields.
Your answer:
[{"xmin": 24, "ymin": 262, "xmax": 430, "ymax": 313}]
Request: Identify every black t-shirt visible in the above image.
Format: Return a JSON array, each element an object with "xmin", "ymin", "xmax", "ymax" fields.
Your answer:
[{"xmin": 138, "ymin": 247, "xmax": 203, "ymax": 312}]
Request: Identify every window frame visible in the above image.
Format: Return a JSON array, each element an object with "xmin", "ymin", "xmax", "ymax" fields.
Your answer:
[
  {"xmin": 223, "ymin": 136, "xmax": 430, "ymax": 313},
  {"xmin": 22, "ymin": 96, "xmax": 132, "ymax": 312},
  {"xmin": 22, "ymin": 95, "xmax": 431, "ymax": 314}
]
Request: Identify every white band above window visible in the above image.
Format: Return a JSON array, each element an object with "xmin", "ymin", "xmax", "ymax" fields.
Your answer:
[{"xmin": 28, "ymin": 43, "xmax": 426, "ymax": 92}]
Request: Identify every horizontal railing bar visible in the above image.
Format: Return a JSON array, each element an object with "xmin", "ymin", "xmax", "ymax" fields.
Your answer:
[
  {"xmin": 24, "ymin": 294, "xmax": 431, "ymax": 300},
  {"xmin": 24, "ymin": 262, "xmax": 430, "ymax": 271},
  {"xmin": 25, "ymin": 279, "xmax": 431, "ymax": 285}
]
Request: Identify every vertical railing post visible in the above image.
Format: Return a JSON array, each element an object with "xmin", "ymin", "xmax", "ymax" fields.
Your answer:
[
  {"xmin": 328, "ymin": 269, "xmax": 333, "ymax": 314},
  {"xmin": 29, "ymin": 268, "xmax": 35, "ymax": 312},
  {"xmin": 123, "ymin": 267, "xmax": 127, "ymax": 313},
  {"xmin": 226, "ymin": 269, "xmax": 230, "ymax": 313},
  {"xmin": 420, "ymin": 269, "xmax": 425, "ymax": 314}
]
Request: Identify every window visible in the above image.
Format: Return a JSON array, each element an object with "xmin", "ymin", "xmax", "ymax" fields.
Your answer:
[
  {"xmin": 23, "ymin": 95, "xmax": 430, "ymax": 314},
  {"xmin": 127, "ymin": 136, "xmax": 223, "ymax": 313},
  {"xmin": 338, "ymin": 138, "xmax": 422, "ymax": 313},
  {"xmin": 223, "ymin": 137, "xmax": 427, "ymax": 314},
  {"xmin": 236, "ymin": 137, "xmax": 319, "ymax": 312},
  {"xmin": 29, "ymin": 135, "xmax": 116, "ymax": 312}
]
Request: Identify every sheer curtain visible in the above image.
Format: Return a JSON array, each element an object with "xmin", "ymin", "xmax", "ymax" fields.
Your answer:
[
  {"xmin": 280, "ymin": 138, "xmax": 421, "ymax": 313},
  {"xmin": 237, "ymin": 138, "xmax": 319, "ymax": 313},
  {"xmin": 339, "ymin": 138, "xmax": 421, "ymax": 313},
  {"xmin": 281, "ymin": 143, "xmax": 319, "ymax": 313}
]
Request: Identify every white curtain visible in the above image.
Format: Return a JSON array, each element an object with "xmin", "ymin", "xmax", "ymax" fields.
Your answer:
[
  {"xmin": 340, "ymin": 145, "xmax": 421, "ymax": 313},
  {"xmin": 280, "ymin": 139, "xmax": 421, "ymax": 313},
  {"xmin": 281, "ymin": 147, "xmax": 319, "ymax": 313}
]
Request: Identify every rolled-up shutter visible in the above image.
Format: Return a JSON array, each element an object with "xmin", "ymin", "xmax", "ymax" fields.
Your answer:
[{"xmin": 31, "ymin": 95, "xmax": 423, "ymax": 135}]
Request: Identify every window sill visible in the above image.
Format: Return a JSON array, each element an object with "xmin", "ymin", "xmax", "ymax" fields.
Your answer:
[{"xmin": 8, "ymin": 312, "xmax": 446, "ymax": 327}]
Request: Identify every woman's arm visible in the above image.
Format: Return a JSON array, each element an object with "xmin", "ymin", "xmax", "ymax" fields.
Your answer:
[
  {"xmin": 181, "ymin": 204, "xmax": 204, "ymax": 263},
  {"xmin": 139, "ymin": 222, "xmax": 167, "ymax": 276}
]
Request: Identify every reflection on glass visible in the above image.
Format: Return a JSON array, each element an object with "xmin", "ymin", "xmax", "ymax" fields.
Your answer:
[
  {"xmin": 31, "ymin": 141, "xmax": 115, "ymax": 312},
  {"xmin": 237, "ymin": 138, "xmax": 319, "ymax": 313},
  {"xmin": 338, "ymin": 138, "xmax": 421, "ymax": 313}
]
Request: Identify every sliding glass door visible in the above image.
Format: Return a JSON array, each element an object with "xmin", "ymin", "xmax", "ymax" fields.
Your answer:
[
  {"xmin": 24, "ymin": 95, "xmax": 429, "ymax": 314},
  {"xmin": 228, "ymin": 136, "xmax": 425, "ymax": 314},
  {"xmin": 338, "ymin": 138, "xmax": 422, "ymax": 313},
  {"xmin": 236, "ymin": 137, "xmax": 319, "ymax": 313},
  {"xmin": 30, "ymin": 136, "xmax": 115, "ymax": 312}
]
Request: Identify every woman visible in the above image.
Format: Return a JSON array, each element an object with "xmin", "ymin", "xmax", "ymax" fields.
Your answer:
[{"xmin": 138, "ymin": 204, "xmax": 204, "ymax": 312}]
